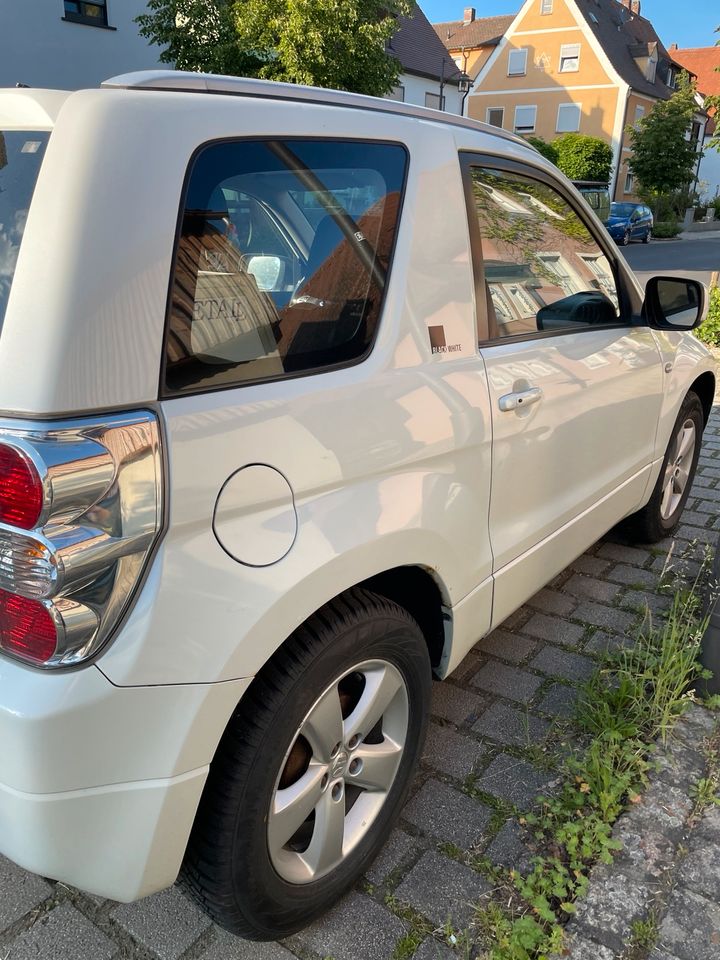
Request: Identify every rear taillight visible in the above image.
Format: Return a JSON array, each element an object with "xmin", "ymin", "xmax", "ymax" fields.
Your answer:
[
  {"xmin": 0, "ymin": 444, "xmax": 43, "ymax": 530},
  {"xmin": 0, "ymin": 412, "xmax": 162, "ymax": 668}
]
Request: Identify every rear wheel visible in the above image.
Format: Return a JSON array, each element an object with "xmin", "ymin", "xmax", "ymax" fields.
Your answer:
[
  {"xmin": 182, "ymin": 588, "xmax": 431, "ymax": 939},
  {"xmin": 623, "ymin": 392, "xmax": 703, "ymax": 543}
]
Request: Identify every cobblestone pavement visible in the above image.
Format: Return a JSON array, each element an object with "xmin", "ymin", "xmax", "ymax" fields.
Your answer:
[{"xmin": 1, "ymin": 403, "xmax": 719, "ymax": 959}]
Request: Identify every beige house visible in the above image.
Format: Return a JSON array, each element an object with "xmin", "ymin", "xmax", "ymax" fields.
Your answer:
[
  {"xmin": 433, "ymin": 8, "xmax": 515, "ymax": 81},
  {"xmin": 461, "ymin": 0, "xmax": 698, "ymax": 200}
]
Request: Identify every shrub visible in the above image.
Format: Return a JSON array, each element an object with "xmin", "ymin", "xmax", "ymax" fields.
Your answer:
[
  {"xmin": 652, "ymin": 220, "xmax": 682, "ymax": 238},
  {"xmin": 553, "ymin": 133, "xmax": 613, "ymax": 183},
  {"xmin": 696, "ymin": 284, "xmax": 720, "ymax": 347},
  {"xmin": 527, "ymin": 136, "xmax": 559, "ymax": 165}
]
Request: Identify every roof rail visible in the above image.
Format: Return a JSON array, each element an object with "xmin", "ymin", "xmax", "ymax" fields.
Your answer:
[{"xmin": 102, "ymin": 70, "xmax": 525, "ymax": 146}]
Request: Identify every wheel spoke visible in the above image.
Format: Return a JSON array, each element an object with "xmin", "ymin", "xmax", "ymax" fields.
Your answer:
[
  {"xmin": 347, "ymin": 741, "xmax": 403, "ymax": 792},
  {"xmin": 302, "ymin": 685, "xmax": 344, "ymax": 762},
  {"xmin": 676, "ymin": 424, "xmax": 695, "ymax": 463},
  {"xmin": 344, "ymin": 665, "xmax": 403, "ymax": 745},
  {"xmin": 660, "ymin": 474, "xmax": 675, "ymax": 519},
  {"xmin": 675, "ymin": 463, "xmax": 691, "ymax": 492},
  {"xmin": 268, "ymin": 763, "xmax": 326, "ymax": 854},
  {"xmin": 301, "ymin": 785, "xmax": 346, "ymax": 878}
]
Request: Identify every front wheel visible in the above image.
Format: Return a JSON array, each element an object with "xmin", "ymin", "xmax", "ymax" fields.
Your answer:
[
  {"xmin": 623, "ymin": 391, "xmax": 703, "ymax": 543},
  {"xmin": 643, "ymin": 229, "xmax": 651, "ymax": 243},
  {"xmin": 181, "ymin": 588, "xmax": 431, "ymax": 939}
]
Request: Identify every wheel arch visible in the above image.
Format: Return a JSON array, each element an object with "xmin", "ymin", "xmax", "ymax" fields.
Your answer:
[{"xmin": 690, "ymin": 371, "xmax": 716, "ymax": 425}]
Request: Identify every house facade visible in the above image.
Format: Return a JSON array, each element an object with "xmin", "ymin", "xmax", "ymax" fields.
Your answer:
[
  {"xmin": 387, "ymin": 5, "xmax": 462, "ymax": 113},
  {"xmin": 0, "ymin": 0, "xmax": 162, "ymax": 90},
  {"xmin": 670, "ymin": 43, "xmax": 720, "ymax": 201},
  {"xmin": 465, "ymin": 0, "xmax": 702, "ymax": 200},
  {"xmin": 433, "ymin": 8, "xmax": 515, "ymax": 82}
]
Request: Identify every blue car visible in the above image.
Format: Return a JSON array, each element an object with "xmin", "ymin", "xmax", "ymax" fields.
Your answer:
[{"xmin": 606, "ymin": 202, "xmax": 653, "ymax": 245}]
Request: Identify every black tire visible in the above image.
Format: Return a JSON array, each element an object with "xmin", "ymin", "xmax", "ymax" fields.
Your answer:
[
  {"xmin": 643, "ymin": 229, "xmax": 651, "ymax": 243},
  {"xmin": 181, "ymin": 588, "xmax": 431, "ymax": 939},
  {"xmin": 623, "ymin": 391, "xmax": 704, "ymax": 543},
  {"xmin": 622, "ymin": 229, "xmax": 631, "ymax": 246}
]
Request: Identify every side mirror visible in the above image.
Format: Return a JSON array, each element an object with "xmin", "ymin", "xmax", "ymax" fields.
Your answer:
[
  {"xmin": 643, "ymin": 276, "xmax": 706, "ymax": 331},
  {"xmin": 245, "ymin": 255, "xmax": 284, "ymax": 291}
]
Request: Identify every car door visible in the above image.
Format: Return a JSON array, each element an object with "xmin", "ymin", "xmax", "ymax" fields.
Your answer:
[{"xmin": 461, "ymin": 156, "xmax": 664, "ymax": 626}]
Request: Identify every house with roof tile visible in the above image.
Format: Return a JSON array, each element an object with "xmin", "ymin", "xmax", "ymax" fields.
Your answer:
[
  {"xmin": 670, "ymin": 42, "xmax": 720, "ymax": 201},
  {"xmin": 387, "ymin": 5, "xmax": 463, "ymax": 113},
  {"xmin": 433, "ymin": 8, "xmax": 515, "ymax": 82},
  {"xmin": 460, "ymin": 0, "xmax": 705, "ymax": 200}
]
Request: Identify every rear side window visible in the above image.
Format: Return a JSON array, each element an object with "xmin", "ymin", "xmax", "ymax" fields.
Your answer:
[
  {"xmin": 163, "ymin": 139, "xmax": 407, "ymax": 395},
  {"xmin": 0, "ymin": 131, "xmax": 49, "ymax": 330}
]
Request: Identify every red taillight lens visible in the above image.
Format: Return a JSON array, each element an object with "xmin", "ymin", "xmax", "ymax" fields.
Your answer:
[
  {"xmin": 0, "ymin": 588, "xmax": 57, "ymax": 664},
  {"xmin": 0, "ymin": 444, "xmax": 43, "ymax": 530}
]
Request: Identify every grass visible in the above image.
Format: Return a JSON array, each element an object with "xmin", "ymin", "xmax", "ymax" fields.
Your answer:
[{"xmin": 470, "ymin": 567, "xmax": 715, "ymax": 959}]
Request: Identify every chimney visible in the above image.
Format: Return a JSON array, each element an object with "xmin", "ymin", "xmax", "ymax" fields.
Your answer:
[
  {"xmin": 630, "ymin": 0, "xmax": 640, "ymax": 14},
  {"xmin": 463, "ymin": 7, "xmax": 476, "ymax": 23},
  {"xmin": 670, "ymin": 42, "xmax": 678, "ymax": 51}
]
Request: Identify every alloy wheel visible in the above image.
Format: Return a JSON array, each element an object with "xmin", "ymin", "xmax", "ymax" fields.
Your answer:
[
  {"xmin": 267, "ymin": 659, "xmax": 409, "ymax": 884},
  {"xmin": 660, "ymin": 418, "xmax": 696, "ymax": 520}
]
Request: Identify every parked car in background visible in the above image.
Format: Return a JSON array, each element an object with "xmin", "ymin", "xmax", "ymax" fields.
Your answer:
[
  {"xmin": 0, "ymin": 71, "xmax": 715, "ymax": 942},
  {"xmin": 607, "ymin": 201, "xmax": 654, "ymax": 245}
]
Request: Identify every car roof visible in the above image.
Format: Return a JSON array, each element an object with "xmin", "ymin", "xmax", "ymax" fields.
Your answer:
[{"xmin": 103, "ymin": 70, "xmax": 527, "ymax": 148}]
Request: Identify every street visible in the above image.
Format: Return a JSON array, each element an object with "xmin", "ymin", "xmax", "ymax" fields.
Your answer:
[{"xmin": 623, "ymin": 235, "xmax": 720, "ymax": 289}]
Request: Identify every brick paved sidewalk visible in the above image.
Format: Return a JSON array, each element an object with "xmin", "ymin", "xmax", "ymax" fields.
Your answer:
[{"xmin": 1, "ymin": 403, "xmax": 719, "ymax": 960}]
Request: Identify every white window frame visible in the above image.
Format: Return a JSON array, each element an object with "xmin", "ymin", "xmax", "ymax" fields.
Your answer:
[
  {"xmin": 559, "ymin": 43, "xmax": 581, "ymax": 73},
  {"xmin": 541, "ymin": 0, "xmax": 553, "ymax": 13},
  {"xmin": 633, "ymin": 104, "xmax": 645, "ymax": 127},
  {"xmin": 486, "ymin": 107, "xmax": 505, "ymax": 128},
  {"xmin": 556, "ymin": 102, "xmax": 581, "ymax": 133},
  {"xmin": 624, "ymin": 171, "xmax": 635, "ymax": 194},
  {"xmin": 424, "ymin": 91, "xmax": 445, "ymax": 110},
  {"xmin": 389, "ymin": 84, "xmax": 405, "ymax": 102},
  {"xmin": 508, "ymin": 48, "xmax": 529, "ymax": 77},
  {"xmin": 513, "ymin": 105, "xmax": 537, "ymax": 134}
]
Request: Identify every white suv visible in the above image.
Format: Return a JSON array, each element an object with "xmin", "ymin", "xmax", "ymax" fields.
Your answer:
[{"xmin": 0, "ymin": 71, "xmax": 714, "ymax": 940}]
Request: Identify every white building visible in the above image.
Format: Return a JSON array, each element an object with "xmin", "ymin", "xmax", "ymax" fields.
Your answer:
[
  {"xmin": 0, "ymin": 0, "xmax": 162, "ymax": 90},
  {"xmin": 387, "ymin": 5, "xmax": 462, "ymax": 115}
]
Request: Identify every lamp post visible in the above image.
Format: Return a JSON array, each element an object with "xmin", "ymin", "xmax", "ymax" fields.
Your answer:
[{"xmin": 438, "ymin": 56, "xmax": 471, "ymax": 115}]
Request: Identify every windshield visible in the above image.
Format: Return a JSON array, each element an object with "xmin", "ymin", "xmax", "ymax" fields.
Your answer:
[
  {"xmin": 610, "ymin": 203, "xmax": 637, "ymax": 218},
  {"xmin": 0, "ymin": 131, "xmax": 49, "ymax": 329}
]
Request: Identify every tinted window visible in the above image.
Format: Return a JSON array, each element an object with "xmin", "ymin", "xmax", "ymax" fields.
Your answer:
[
  {"xmin": 164, "ymin": 139, "xmax": 407, "ymax": 395},
  {"xmin": 468, "ymin": 167, "xmax": 619, "ymax": 340},
  {"xmin": 0, "ymin": 131, "xmax": 49, "ymax": 331}
]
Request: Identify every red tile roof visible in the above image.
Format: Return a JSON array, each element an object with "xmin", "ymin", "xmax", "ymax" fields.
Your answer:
[
  {"xmin": 671, "ymin": 46, "xmax": 720, "ymax": 99},
  {"xmin": 433, "ymin": 14, "xmax": 516, "ymax": 51}
]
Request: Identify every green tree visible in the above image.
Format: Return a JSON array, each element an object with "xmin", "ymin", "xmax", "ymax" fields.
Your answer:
[
  {"xmin": 136, "ymin": 0, "xmax": 414, "ymax": 96},
  {"xmin": 527, "ymin": 136, "xmax": 559, "ymax": 165},
  {"xmin": 705, "ymin": 25, "xmax": 720, "ymax": 150},
  {"xmin": 627, "ymin": 72, "xmax": 701, "ymax": 212},
  {"xmin": 552, "ymin": 133, "xmax": 613, "ymax": 183}
]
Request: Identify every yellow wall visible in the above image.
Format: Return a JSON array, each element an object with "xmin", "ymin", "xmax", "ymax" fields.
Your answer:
[
  {"xmin": 469, "ymin": 87, "xmax": 619, "ymax": 143},
  {"xmin": 448, "ymin": 46, "xmax": 495, "ymax": 81}
]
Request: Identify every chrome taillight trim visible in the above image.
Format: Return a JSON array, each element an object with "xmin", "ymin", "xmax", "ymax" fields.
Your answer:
[{"xmin": 0, "ymin": 411, "xmax": 163, "ymax": 669}]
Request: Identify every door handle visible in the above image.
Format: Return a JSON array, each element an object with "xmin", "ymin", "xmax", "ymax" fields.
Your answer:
[{"xmin": 498, "ymin": 386, "xmax": 543, "ymax": 412}]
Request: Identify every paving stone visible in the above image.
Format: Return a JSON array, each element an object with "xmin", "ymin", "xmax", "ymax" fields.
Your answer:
[
  {"xmin": 472, "ymin": 701, "xmax": 550, "ymax": 748},
  {"xmin": 0, "ymin": 855, "xmax": 52, "ymax": 930},
  {"xmin": 471, "ymin": 662, "xmax": 542, "ymax": 703},
  {"xmin": 202, "ymin": 932, "xmax": 296, "ymax": 960},
  {"xmin": 694, "ymin": 804, "xmax": 720, "ymax": 845},
  {"xmin": 522, "ymin": 614, "xmax": 584, "ymax": 648},
  {"xmin": 582, "ymin": 630, "xmax": 634, "ymax": 657},
  {"xmin": 529, "ymin": 647, "xmax": 595, "ymax": 683},
  {"xmin": 656, "ymin": 887, "xmax": 720, "ymax": 960},
  {"xmin": 648, "ymin": 951, "xmax": 684, "ymax": 960},
  {"xmin": 570, "ymin": 555, "xmax": 612, "ymax": 576},
  {"xmin": 296, "ymin": 892, "xmax": 405, "ymax": 960},
  {"xmin": 572, "ymin": 866, "xmax": 654, "ymax": 952},
  {"xmin": 652, "ymin": 738, "xmax": 706, "ymax": 792},
  {"xmin": 526, "ymin": 589, "xmax": 577, "ymax": 617},
  {"xmin": 485, "ymin": 820, "xmax": 533, "ymax": 873},
  {"xmin": 111, "ymin": 886, "xmax": 211, "ymax": 960},
  {"xmin": 619, "ymin": 591, "xmax": 671, "ymax": 620},
  {"xmin": 537, "ymin": 683, "xmax": 578, "ymax": 720},
  {"xmin": 612, "ymin": 817, "xmax": 676, "ymax": 879},
  {"xmin": 474, "ymin": 629, "xmax": 537, "ymax": 663},
  {"xmin": 697, "ymin": 499, "xmax": 720, "ymax": 513},
  {"xmin": 693, "ymin": 475, "xmax": 717, "ymax": 488},
  {"xmin": 394, "ymin": 850, "xmax": 492, "ymax": 928},
  {"xmin": 365, "ymin": 830, "xmax": 418, "ymax": 885},
  {"xmin": 677, "ymin": 839, "xmax": 720, "ymax": 902},
  {"xmin": 563, "ymin": 574, "xmax": 620, "ymax": 604},
  {"xmin": 675, "ymin": 524, "xmax": 718, "ymax": 544},
  {"xmin": 9, "ymin": 903, "xmax": 118, "ymax": 960},
  {"xmin": 475, "ymin": 753, "xmax": 554, "ymax": 809},
  {"xmin": 402, "ymin": 779, "xmax": 492, "ymax": 848},
  {"xmin": 607, "ymin": 564, "xmax": 659, "ymax": 588},
  {"xmin": 500, "ymin": 607, "xmax": 532, "ymax": 631},
  {"xmin": 597, "ymin": 542, "xmax": 651, "ymax": 566},
  {"xmin": 573, "ymin": 601, "xmax": 636, "ymax": 634},
  {"xmin": 430, "ymin": 682, "xmax": 486, "ymax": 726},
  {"xmin": 422, "ymin": 723, "xmax": 485, "ymax": 779},
  {"xmin": 549, "ymin": 932, "xmax": 615, "ymax": 960},
  {"xmin": 413, "ymin": 938, "xmax": 457, "ymax": 960},
  {"xmin": 621, "ymin": 782, "xmax": 693, "ymax": 842}
]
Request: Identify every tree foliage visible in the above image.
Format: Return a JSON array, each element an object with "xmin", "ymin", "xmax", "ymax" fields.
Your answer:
[
  {"xmin": 527, "ymin": 136, "xmax": 559, "ymax": 165},
  {"xmin": 627, "ymin": 72, "xmax": 701, "ymax": 204},
  {"xmin": 705, "ymin": 25, "xmax": 720, "ymax": 150},
  {"xmin": 552, "ymin": 133, "xmax": 613, "ymax": 183},
  {"xmin": 136, "ymin": 0, "xmax": 414, "ymax": 96}
]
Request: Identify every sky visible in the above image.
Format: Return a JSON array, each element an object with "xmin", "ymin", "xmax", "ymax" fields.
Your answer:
[{"xmin": 423, "ymin": 0, "xmax": 719, "ymax": 50}]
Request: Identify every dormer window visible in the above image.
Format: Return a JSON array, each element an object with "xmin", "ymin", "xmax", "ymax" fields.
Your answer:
[{"xmin": 647, "ymin": 49, "xmax": 658, "ymax": 83}]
